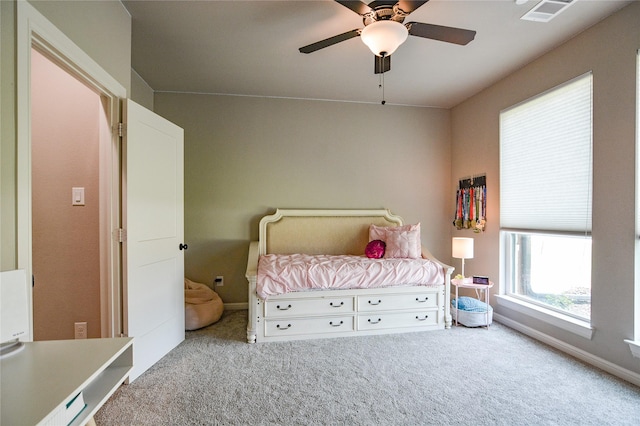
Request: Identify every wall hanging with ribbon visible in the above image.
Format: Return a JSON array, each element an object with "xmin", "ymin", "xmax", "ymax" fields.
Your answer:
[{"xmin": 453, "ymin": 174, "xmax": 486, "ymax": 233}]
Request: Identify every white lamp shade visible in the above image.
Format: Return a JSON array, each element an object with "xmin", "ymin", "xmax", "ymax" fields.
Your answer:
[
  {"xmin": 360, "ymin": 20, "xmax": 408, "ymax": 57},
  {"xmin": 452, "ymin": 237, "xmax": 474, "ymax": 259}
]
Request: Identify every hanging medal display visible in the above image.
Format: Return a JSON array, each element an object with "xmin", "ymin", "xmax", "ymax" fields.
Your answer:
[{"xmin": 453, "ymin": 174, "xmax": 486, "ymax": 233}]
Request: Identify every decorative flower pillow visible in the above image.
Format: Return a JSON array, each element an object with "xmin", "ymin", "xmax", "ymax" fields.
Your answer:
[
  {"xmin": 369, "ymin": 223, "xmax": 421, "ymax": 259},
  {"xmin": 365, "ymin": 239, "xmax": 386, "ymax": 259}
]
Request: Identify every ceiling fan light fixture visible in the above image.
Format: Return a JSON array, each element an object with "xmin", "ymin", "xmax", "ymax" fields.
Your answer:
[{"xmin": 360, "ymin": 20, "xmax": 408, "ymax": 57}]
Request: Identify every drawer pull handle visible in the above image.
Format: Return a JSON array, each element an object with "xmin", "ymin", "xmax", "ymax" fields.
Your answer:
[
  {"xmin": 329, "ymin": 320, "xmax": 344, "ymax": 327},
  {"xmin": 276, "ymin": 304, "xmax": 292, "ymax": 311},
  {"xmin": 330, "ymin": 301, "xmax": 344, "ymax": 307},
  {"xmin": 276, "ymin": 324, "xmax": 292, "ymax": 330},
  {"xmin": 416, "ymin": 315, "xmax": 429, "ymax": 321},
  {"xmin": 368, "ymin": 318, "xmax": 382, "ymax": 324},
  {"xmin": 368, "ymin": 300, "xmax": 382, "ymax": 306},
  {"xmin": 416, "ymin": 297, "xmax": 429, "ymax": 303}
]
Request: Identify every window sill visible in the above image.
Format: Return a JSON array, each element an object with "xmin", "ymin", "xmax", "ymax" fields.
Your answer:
[
  {"xmin": 496, "ymin": 295, "xmax": 594, "ymax": 340},
  {"xmin": 624, "ymin": 340, "xmax": 640, "ymax": 359}
]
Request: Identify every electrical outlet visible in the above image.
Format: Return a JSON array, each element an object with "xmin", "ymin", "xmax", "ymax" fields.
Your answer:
[
  {"xmin": 214, "ymin": 276, "xmax": 224, "ymax": 287},
  {"xmin": 74, "ymin": 322, "xmax": 87, "ymax": 339}
]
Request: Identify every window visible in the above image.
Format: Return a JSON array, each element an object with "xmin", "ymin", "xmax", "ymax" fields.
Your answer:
[
  {"xmin": 637, "ymin": 50, "xmax": 640, "ymax": 334},
  {"xmin": 500, "ymin": 73, "xmax": 593, "ymax": 322},
  {"xmin": 630, "ymin": 51, "xmax": 640, "ymax": 357}
]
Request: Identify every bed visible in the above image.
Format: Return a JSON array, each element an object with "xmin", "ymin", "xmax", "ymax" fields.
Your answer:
[{"xmin": 245, "ymin": 209, "xmax": 454, "ymax": 343}]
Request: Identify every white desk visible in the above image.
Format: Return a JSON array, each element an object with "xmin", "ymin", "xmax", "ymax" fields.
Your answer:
[
  {"xmin": 1, "ymin": 337, "xmax": 133, "ymax": 426},
  {"xmin": 451, "ymin": 278, "xmax": 494, "ymax": 328}
]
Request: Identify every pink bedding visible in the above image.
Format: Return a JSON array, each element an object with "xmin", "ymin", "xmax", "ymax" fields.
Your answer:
[{"xmin": 257, "ymin": 254, "xmax": 444, "ymax": 299}]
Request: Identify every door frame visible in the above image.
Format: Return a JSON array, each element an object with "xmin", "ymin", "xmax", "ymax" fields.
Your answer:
[{"xmin": 16, "ymin": 1, "xmax": 126, "ymax": 340}]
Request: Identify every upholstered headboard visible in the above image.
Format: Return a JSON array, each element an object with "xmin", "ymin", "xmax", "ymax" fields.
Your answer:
[{"xmin": 258, "ymin": 209, "xmax": 403, "ymax": 256}]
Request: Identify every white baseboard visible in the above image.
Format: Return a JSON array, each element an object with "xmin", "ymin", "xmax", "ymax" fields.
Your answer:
[
  {"xmin": 223, "ymin": 302, "xmax": 248, "ymax": 311},
  {"xmin": 494, "ymin": 313, "xmax": 640, "ymax": 388}
]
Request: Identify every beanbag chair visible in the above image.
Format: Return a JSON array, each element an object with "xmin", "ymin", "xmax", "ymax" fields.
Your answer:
[{"xmin": 185, "ymin": 278, "xmax": 224, "ymax": 330}]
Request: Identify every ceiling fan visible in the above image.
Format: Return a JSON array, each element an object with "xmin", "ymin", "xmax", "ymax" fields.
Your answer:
[{"xmin": 299, "ymin": 0, "xmax": 476, "ymax": 74}]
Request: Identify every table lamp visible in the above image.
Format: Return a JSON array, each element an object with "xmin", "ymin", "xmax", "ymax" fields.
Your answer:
[{"xmin": 452, "ymin": 237, "xmax": 474, "ymax": 278}]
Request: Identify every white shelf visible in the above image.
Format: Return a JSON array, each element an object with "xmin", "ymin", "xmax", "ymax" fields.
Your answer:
[{"xmin": 1, "ymin": 337, "xmax": 133, "ymax": 426}]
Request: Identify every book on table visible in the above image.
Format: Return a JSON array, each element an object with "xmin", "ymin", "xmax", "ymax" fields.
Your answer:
[{"xmin": 65, "ymin": 391, "xmax": 86, "ymax": 425}]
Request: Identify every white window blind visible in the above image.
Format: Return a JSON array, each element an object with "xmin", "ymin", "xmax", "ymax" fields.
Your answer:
[{"xmin": 500, "ymin": 73, "xmax": 593, "ymax": 233}]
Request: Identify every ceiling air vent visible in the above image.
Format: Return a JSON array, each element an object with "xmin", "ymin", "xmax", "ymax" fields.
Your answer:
[{"xmin": 521, "ymin": 0, "xmax": 577, "ymax": 23}]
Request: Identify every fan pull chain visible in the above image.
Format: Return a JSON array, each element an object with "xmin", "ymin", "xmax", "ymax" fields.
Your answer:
[
  {"xmin": 378, "ymin": 55, "xmax": 386, "ymax": 105},
  {"xmin": 381, "ymin": 70, "xmax": 386, "ymax": 105}
]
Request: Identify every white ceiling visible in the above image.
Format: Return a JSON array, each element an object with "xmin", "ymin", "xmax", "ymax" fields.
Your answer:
[{"xmin": 123, "ymin": 0, "xmax": 631, "ymax": 108}]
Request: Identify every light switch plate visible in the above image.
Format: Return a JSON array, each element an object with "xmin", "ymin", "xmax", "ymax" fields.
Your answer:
[{"xmin": 72, "ymin": 187, "xmax": 85, "ymax": 206}]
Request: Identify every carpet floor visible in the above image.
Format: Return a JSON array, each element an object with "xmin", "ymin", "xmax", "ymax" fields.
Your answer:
[{"xmin": 95, "ymin": 310, "xmax": 640, "ymax": 425}]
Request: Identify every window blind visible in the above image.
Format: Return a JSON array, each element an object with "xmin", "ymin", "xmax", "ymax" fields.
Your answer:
[{"xmin": 500, "ymin": 73, "xmax": 593, "ymax": 233}]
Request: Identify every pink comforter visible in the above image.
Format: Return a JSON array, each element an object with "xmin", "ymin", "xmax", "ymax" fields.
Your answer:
[{"xmin": 257, "ymin": 254, "xmax": 444, "ymax": 299}]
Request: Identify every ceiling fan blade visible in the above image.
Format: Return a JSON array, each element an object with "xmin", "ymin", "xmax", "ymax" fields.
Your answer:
[
  {"xmin": 299, "ymin": 29, "xmax": 361, "ymax": 54},
  {"xmin": 374, "ymin": 55, "xmax": 391, "ymax": 74},
  {"xmin": 367, "ymin": 0, "xmax": 397, "ymax": 9},
  {"xmin": 406, "ymin": 22, "xmax": 476, "ymax": 45},
  {"xmin": 335, "ymin": 1, "xmax": 373, "ymax": 16},
  {"xmin": 396, "ymin": 0, "xmax": 429, "ymax": 14}
]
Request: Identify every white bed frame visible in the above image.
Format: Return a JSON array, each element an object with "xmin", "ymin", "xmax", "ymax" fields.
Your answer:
[{"xmin": 245, "ymin": 209, "xmax": 453, "ymax": 343}]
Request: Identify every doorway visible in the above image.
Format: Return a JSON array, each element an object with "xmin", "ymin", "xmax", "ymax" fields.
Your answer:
[
  {"xmin": 18, "ymin": 6, "xmax": 185, "ymax": 380},
  {"xmin": 30, "ymin": 47, "xmax": 109, "ymax": 340},
  {"xmin": 16, "ymin": 3, "xmax": 126, "ymax": 342}
]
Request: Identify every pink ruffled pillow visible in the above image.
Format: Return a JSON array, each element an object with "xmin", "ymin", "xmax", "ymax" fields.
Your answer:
[
  {"xmin": 365, "ymin": 240, "xmax": 386, "ymax": 259},
  {"xmin": 369, "ymin": 223, "xmax": 421, "ymax": 259},
  {"xmin": 384, "ymin": 230, "xmax": 421, "ymax": 258}
]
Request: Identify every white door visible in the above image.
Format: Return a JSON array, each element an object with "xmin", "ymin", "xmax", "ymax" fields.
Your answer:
[{"xmin": 123, "ymin": 99, "xmax": 185, "ymax": 381}]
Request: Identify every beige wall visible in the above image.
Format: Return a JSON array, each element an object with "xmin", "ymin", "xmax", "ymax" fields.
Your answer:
[
  {"xmin": 451, "ymin": 2, "xmax": 640, "ymax": 373},
  {"xmin": 131, "ymin": 69, "xmax": 154, "ymax": 111},
  {"xmin": 154, "ymin": 93, "xmax": 452, "ymax": 304},
  {"xmin": 1, "ymin": 0, "xmax": 17, "ymax": 270},
  {"xmin": 31, "ymin": 49, "xmax": 101, "ymax": 340}
]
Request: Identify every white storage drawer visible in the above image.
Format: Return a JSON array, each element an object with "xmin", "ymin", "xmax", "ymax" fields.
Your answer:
[
  {"xmin": 264, "ymin": 297, "xmax": 354, "ymax": 317},
  {"xmin": 357, "ymin": 291, "xmax": 439, "ymax": 312},
  {"xmin": 358, "ymin": 310, "xmax": 438, "ymax": 330},
  {"xmin": 265, "ymin": 316, "xmax": 355, "ymax": 337}
]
